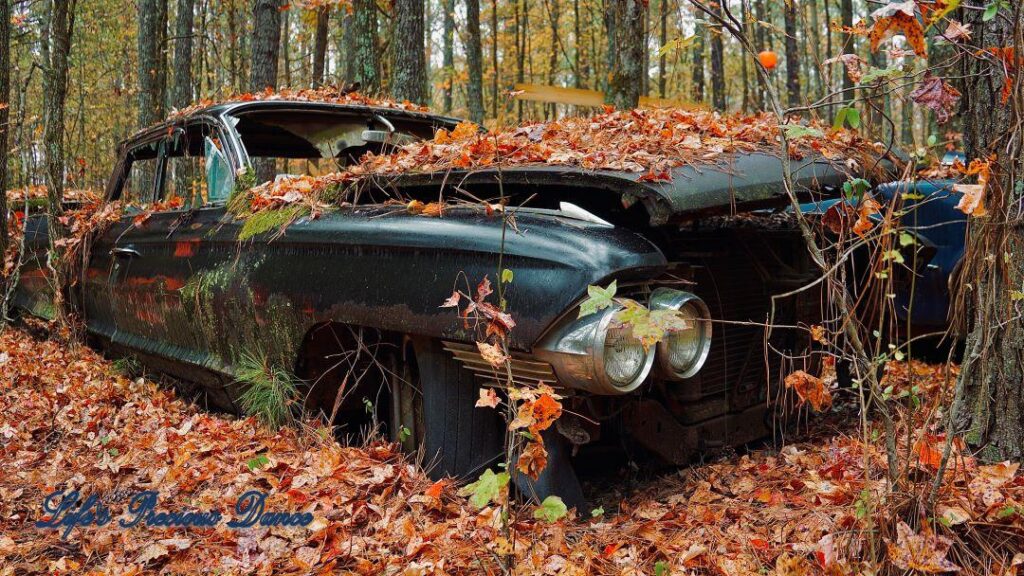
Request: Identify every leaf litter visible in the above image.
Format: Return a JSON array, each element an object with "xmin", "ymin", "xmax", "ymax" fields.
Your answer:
[{"xmin": 1, "ymin": 329, "xmax": 1022, "ymax": 574}]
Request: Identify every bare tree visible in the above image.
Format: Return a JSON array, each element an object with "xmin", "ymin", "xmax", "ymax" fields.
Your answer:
[
  {"xmin": 442, "ymin": 0, "xmax": 455, "ymax": 112},
  {"xmin": 692, "ymin": 13, "xmax": 705, "ymax": 103},
  {"xmin": 708, "ymin": 1, "xmax": 725, "ymax": 110},
  {"xmin": 172, "ymin": 0, "xmax": 195, "ymax": 109},
  {"xmin": 391, "ymin": 0, "xmax": 428, "ymax": 104},
  {"xmin": 954, "ymin": 1, "xmax": 1024, "ymax": 460},
  {"xmin": 605, "ymin": 0, "xmax": 646, "ymax": 109},
  {"xmin": 465, "ymin": 0, "xmax": 486, "ymax": 124},
  {"xmin": 783, "ymin": 0, "xmax": 800, "ymax": 108},
  {"xmin": 250, "ymin": 0, "xmax": 283, "ymax": 92},
  {"xmin": 312, "ymin": 5, "xmax": 330, "ymax": 87},
  {"xmin": 138, "ymin": 0, "xmax": 164, "ymax": 127},
  {"xmin": 0, "ymin": 0, "xmax": 10, "ymax": 258},
  {"xmin": 350, "ymin": 0, "xmax": 380, "ymax": 92}
]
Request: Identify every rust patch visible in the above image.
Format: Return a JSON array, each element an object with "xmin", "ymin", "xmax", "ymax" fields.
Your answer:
[{"xmin": 173, "ymin": 239, "xmax": 200, "ymax": 258}]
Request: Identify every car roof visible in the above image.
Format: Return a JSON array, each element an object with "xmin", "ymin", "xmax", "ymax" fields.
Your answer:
[{"xmin": 120, "ymin": 99, "xmax": 465, "ymax": 149}]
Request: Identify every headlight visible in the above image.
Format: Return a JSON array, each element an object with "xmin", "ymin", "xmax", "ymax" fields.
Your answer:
[
  {"xmin": 650, "ymin": 288, "xmax": 712, "ymax": 379},
  {"xmin": 534, "ymin": 303, "xmax": 655, "ymax": 395}
]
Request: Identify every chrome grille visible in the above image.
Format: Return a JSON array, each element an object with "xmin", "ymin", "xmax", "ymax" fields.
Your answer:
[{"xmin": 442, "ymin": 342, "xmax": 558, "ymax": 386}]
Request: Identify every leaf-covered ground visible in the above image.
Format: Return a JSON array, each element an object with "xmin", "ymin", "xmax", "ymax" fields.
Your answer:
[{"xmin": 1, "ymin": 328, "xmax": 1022, "ymax": 575}]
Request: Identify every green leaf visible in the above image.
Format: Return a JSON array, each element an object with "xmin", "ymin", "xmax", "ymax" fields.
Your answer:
[
  {"xmin": 899, "ymin": 232, "xmax": 916, "ymax": 247},
  {"xmin": 846, "ymin": 107, "xmax": 861, "ymax": 129},
  {"xmin": 929, "ymin": 0, "xmax": 961, "ymax": 26},
  {"xmin": 590, "ymin": 506, "xmax": 605, "ymax": 518},
  {"xmin": 655, "ymin": 561, "xmax": 670, "ymax": 576},
  {"xmin": 860, "ymin": 66, "xmax": 901, "ymax": 85},
  {"xmin": 461, "ymin": 469, "xmax": 510, "ymax": 508},
  {"xmin": 884, "ymin": 249, "xmax": 905, "ymax": 264},
  {"xmin": 783, "ymin": 124, "xmax": 824, "ymax": 140},
  {"xmin": 927, "ymin": 134, "xmax": 939, "ymax": 147},
  {"xmin": 579, "ymin": 280, "xmax": 617, "ymax": 318},
  {"xmin": 997, "ymin": 505, "xmax": 1019, "ymax": 519},
  {"xmin": 658, "ymin": 35, "xmax": 697, "ymax": 57},
  {"xmin": 246, "ymin": 454, "xmax": 270, "ymax": 471},
  {"xmin": 1011, "ymin": 291, "xmax": 1024, "ymax": 301},
  {"xmin": 501, "ymin": 268, "xmax": 514, "ymax": 284},
  {"xmin": 835, "ymin": 106, "xmax": 861, "ymax": 129},
  {"xmin": 983, "ymin": 1, "xmax": 1000, "ymax": 21},
  {"xmin": 533, "ymin": 496, "xmax": 568, "ymax": 523},
  {"xmin": 833, "ymin": 107, "xmax": 848, "ymax": 131}
]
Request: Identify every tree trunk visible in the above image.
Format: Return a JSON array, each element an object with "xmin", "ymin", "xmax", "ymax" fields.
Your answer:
[
  {"xmin": 956, "ymin": 1, "xmax": 1024, "ymax": 461},
  {"xmin": 441, "ymin": 0, "xmax": 455, "ymax": 112},
  {"xmin": 281, "ymin": 7, "xmax": 292, "ymax": 87},
  {"xmin": 250, "ymin": 0, "xmax": 282, "ymax": 92},
  {"xmin": 709, "ymin": 2, "xmax": 725, "ymax": 110},
  {"xmin": 172, "ymin": 0, "xmax": 194, "ymax": 109},
  {"xmin": 465, "ymin": 0, "xmax": 485, "ymax": 123},
  {"xmin": 658, "ymin": 0, "xmax": 667, "ymax": 98},
  {"xmin": 138, "ymin": 0, "xmax": 162, "ymax": 127},
  {"xmin": 753, "ymin": 0, "xmax": 767, "ymax": 108},
  {"xmin": 691, "ymin": 15, "xmax": 705, "ymax": 104},
  {"xmin": 312, "ymin": 6, "xmax": 330, "ymax": 87},
  {"xmin": 43, "ymin": 0, "xmax": 76, "ymax": 323},
  {"xmin": 547, "ymin": 0, "xmax": 560, "ymax": 118},
  {"xmin": 391, "ymin": 0, "xmax": 427, "ymax": 104},
  {"xmin": 783, "ymin": 0, "xmax": 800, "ymax": 108},
  {"xmin": 0, "ymin": 0, "xmax": 9, "ymax": 259},
  {"xmin": 157, "ymin": 0, "xmax": 169, "ymax": 112},
  {"xmin": 490, "ymin": 0, "xmax": 498, "ymax": 117},
  {"xmin": 604, "ymin": 0, "xmax": 645, "ymax": 109},
  {"xmin": 351, "ymin": 0, "xmax": 380, "ymax": 93},
  {"xmin": 840, "ymin": 0, "xmax": 853, "ymax": 95}
]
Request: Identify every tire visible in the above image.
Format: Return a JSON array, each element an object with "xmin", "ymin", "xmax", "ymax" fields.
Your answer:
[
  {"xmin": 403, "ymin": 339, "xmax": 586, "ymax": 509},
  {"xmin": 408, "ymin": 339, "xmax": 506, "ymax": 479}
]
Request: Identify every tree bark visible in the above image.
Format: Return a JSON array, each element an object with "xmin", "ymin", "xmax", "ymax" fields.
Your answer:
[
  {"xmin": 157, "ymin": 0, "xmax": 169, "ymax": 112},
  {"xmin": 709, "ymin": 1, "xmax": 725, "ymax": 110},
  {"xmin": 753, "ymin": 0, "xmax": 767, "ymax": 108},
  {"xmin": 465, "ymin": 0, "xmax": 485, "ymax": 123},
  {"xmin": 658, "ymin": 0, "xmax": 667, "ymax": 98},
  {"xmin": 840, "ymin": 0, "xmax": 853, "ymax": 95},
  {"xmin": 691, "ymin": 15, "xmax": 705, "ymax": 104},
  {"xmin": 441, "ymin": 0, "xmax": 455, "ymax": 112},
  {"xmin": 312, "ymin": 5, "xmax": 330, "ymax": 87},
  {"xmin": 172, "ymin": 0, "xmax": 194, "ymax": 109},
  {"xmin": 956, "ymin": 1, "xmax": 1024, "ymax": 461},
  {"xmin": 0, "ymin": 0, "xmax": 9, "ymax": 258},
  {"xmin": 250, "ymin": 0, "xmax": 283, "ymax": 92},
  {"xmin": 604, "ymin": 0, "xmax": 646, "ymax": 109},
  {"xmin": 351, "ymin": 0, "xmax": 380, "ymax": 93},
  {"xmin": 490, "ymin": 0, "xmax": 498, "ymax": 117},
  {"xmin": 391, "ymin": 0, "xmax": 427, "ymax": 104},
  {"xmin": 783, "ymin": 0, "xmax": 800, "ymax": 108},
  {"xmin": 138, "ymin": 0, "xmax": 162, "ymax": 127}
]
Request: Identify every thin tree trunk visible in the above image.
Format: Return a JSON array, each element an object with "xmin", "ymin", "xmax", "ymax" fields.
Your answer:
[
  {"xmin": 312, "ymin": 5, "xmax": 330, "ymax": 87},
  {"xmin": 491, "ymin": 0, "xmax": 498, "ymax": 117},
  {"xmin": 709, "ymin": 2, "xmax": 725, "ymax": 110},
  {"xmin": 156, "ymin": 0, "xmax": 168, "ymax": 113},
  {"xmin": 840, "ymin": 0, "xmax": 853, "ymax": 96},
  {"xmin": 658, "ymin": 0, "xmax": 667, "ymax": 98},
  {"xmin": 604, "ymin": 0, "xmax": 645, "ymax": 109},
  {"xmin": 43, "ymin": 0, "xmax": 76, "ymax": 323},
  {"xmin": 465, "ymin": 0, "xmax": 485, "ymax": 123},
  {"xmin": 0, "ymin": 0, "xmax": 9, "ymax": 259},
  {"xmin": 172, "ymin": 0, "xmax": 194, "ymax": 109},
  {"xmin": 574, "ymin": 0, "xmax": 583, "ymax": 89},
  {"xmin": 808, "ymin": 0, "xmax": 823, "ymax": 101},
  {"xmin": 281, "ymin": 7, "xmax": 291, "ymax": 87},
  {"xmin": 691, "ymin": 15, "xmax": 705, "ymax": 104},
  {"xmin": 783, "ymin": 0, "xmax": 800, "ymax": 108},
  {"xmin": 351, "ymin": 0, "xmax": 380, "ymax": 93},
  {"xmin": 740, "ymin": 0, "xmax": 750, "ymax": 110},
  {"xmin": 250, "ymin": 0, "xmax": 282, "ymax": 92},
  {"xmin": 956, "ymin": 1, "xmax": 1024, "ymax": 461},
  {"xmin": 138, "ymin": 0, "xmax": 162, "ymax": 127},
  {"xmin": 547, "ymin": 0, "xmax": 559, "ymax": 118},
  {"xmin": 442, "ymin": 0, "xmax": 455, "ymax": 112},
  {"xmin": 753, "ymin": 0, "xmax": 767, "ymax": 108},
  {"xmin": 391, "ymin": 0, "xmax": 427, "ymax": 104}
]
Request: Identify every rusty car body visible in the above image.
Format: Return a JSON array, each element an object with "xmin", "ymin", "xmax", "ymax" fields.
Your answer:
[{"xmin": 13, "ymin": 100, "xmax": 888, "ymax": 505}]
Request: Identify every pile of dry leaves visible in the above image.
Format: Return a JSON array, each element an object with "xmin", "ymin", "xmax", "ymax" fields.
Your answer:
[
  {"xmin": 1, "ymin": 328, "xmax": 1022, "ymax": 575},
  {"xmin": 167, "ymin": 87, "xmax": 429, "ymax": 123}
]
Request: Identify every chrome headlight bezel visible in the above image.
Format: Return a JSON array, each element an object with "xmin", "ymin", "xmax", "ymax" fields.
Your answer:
[
  {"xmin": 650, "ymin": 288, "xmax": 712, "ymax": 379},
  {"xmin": 534, "ymin": 303, "xmax": 655, "ymax": 395}
]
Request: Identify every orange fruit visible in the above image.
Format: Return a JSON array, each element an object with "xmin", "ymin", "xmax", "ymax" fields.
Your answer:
[{"xmin": 758, "ymin": 50, "xmax": 778, "ymax": 70}]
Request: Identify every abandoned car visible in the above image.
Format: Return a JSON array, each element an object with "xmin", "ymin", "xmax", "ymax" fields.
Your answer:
[{"xmin": 13, "ymin": 99, "xmax": 895, "ymax": 504}]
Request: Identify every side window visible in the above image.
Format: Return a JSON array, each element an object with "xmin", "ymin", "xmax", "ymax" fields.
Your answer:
[
  {"xmin": 159, "ymin": 123, "xmax": 234, "ymax": 208},
  {"xmin": 119, "ymin": 141, "xmax": 161, "ymax": 205}
]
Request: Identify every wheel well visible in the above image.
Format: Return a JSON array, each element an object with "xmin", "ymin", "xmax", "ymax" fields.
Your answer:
[{"xmin": 294, "ymin": 322, "xmax": 415, "ymax": 436}]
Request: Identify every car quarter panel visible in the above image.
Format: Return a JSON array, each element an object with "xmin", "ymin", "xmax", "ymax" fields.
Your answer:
[{"xmin": 84, "ymin": 206, "xmax": 666, "ymax": 381}]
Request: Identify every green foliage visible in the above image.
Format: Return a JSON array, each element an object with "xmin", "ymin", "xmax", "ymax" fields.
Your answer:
[
  {"xmin": 578, "ymin": 280, "xmax": 617, "ymax": 318},
  {"xmin": 461, "ymin": 468, "xmax": 510, "ymax": 508},
  {"xmin": 843, "ymin": 178, "xmax": 872, "ymax": 201},
  {"xmin": 654, "ymin": 561, "xmax": 670, "ymax": 576},
  {"xmin": 236, "ymin": 351, "xmax": 299, "ymax": 430},
  {"xmin": 984, "ymin": 1, "xmax": 1008, "ymax": 21},
  {"xmin": 590, "ymin": 506, "xmax": 605, "ymax": 518},
  {"xmin": 833, "ymin": 106, "xmax": 861, "ymax": 130},
  {"xmin": 501, "ymin": 268, "xmax": 514, "ymax": 284},
  {"xmin": 859, "ymin": 66, "xmax": 902, "ymax": 85},
  {"xmin": 533, "ymin": 495, "xmax": 568, "ymax": 523},
  {"xmin": 112, "ymin": 355, "xmax": 142, "ymax": 376},
  {"xmin": 237, "ymin": 204, "xmax": 307, "ymax": 241},
  {"xmin": 783, "ymin": 124, "xmax": 824, "ymax": 140},
  {"xmin": 246, "ymin": 454, "xmax": 270, "ymax": 471}
]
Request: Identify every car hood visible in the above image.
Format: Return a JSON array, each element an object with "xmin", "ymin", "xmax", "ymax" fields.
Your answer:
[{"xmin": 384, "ymin": 151, "xmax": 899, "ymax": 226}]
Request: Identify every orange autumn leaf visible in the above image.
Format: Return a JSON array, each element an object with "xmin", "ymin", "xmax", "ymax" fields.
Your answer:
[
  {"xmin": 954, "ymin": 157, "xmax": 993, "ymax": 217},
  {"xmin": 853, "ymin": 197, "xmax": 882, "ymax": 238},
  {"xmin": 424, "ymin": 479, "xmax": 448, "ymax": 499},
  {"xmin": 785, "ymin": 370, "xmax": 833, "ymax": 412},
  {"xmin": 517, "ymin": 440, "xmax": 548, "ymax": 480},
  {"xmin": 870, "ymin": 2, "xmax": 927, "ymax": 58}
]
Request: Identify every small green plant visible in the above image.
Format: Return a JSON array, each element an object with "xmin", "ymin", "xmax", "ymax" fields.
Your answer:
[
  {"xmin": 112, "ymin": 355, "xmax": 142, "ymax": 376},
  {"xmin": 237, "ymin": 204, "xmax": 307, "ymax": 241},
  {"xmin": 533, "ymin": 495, "xmax": 568, "ymax": 523},
  {"xmin": 236, "ymin": 351, "xmax": 300, "ymax": 430},
  {"xmin": 246, "ymin": 454, "xmax": 270, "ymax": 471}
]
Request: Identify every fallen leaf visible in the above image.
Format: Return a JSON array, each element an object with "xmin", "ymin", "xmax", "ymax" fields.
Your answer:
[
  {"xmin": 785, "ymin": 370, "xmax": 833, "ymax": 412},
  {"xmin": 886, "ymin": 521, "xmax": 961, "ymax": 573}
]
